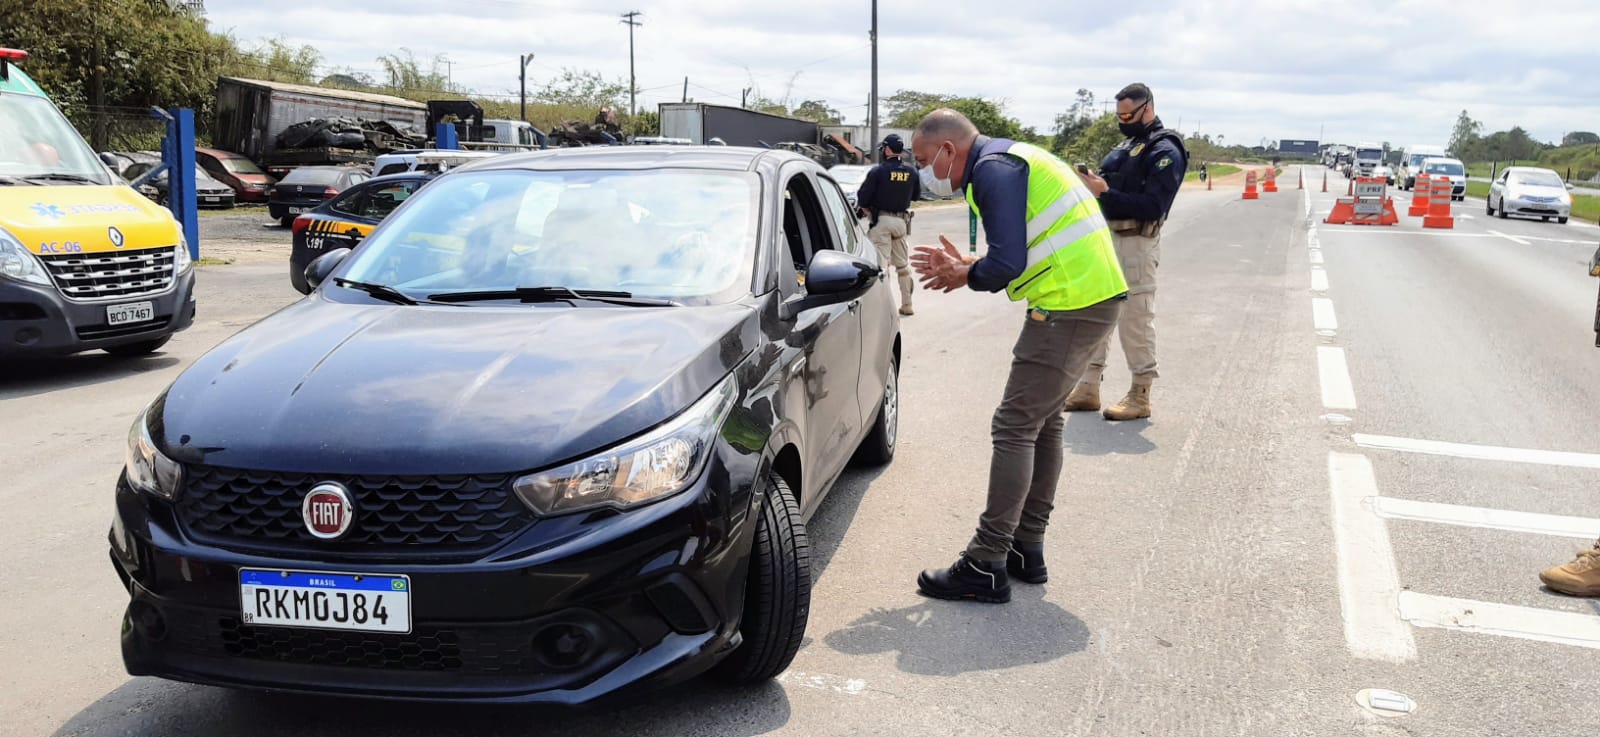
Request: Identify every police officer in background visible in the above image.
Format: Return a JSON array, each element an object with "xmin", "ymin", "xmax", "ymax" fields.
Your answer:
[
  {"xmin": 856, "ymin": 134, "xmax": 920, "ymax": 316},
  {"xmin": 1066, "ymin": 83, "xmax": 1187, "ymax": 421}
]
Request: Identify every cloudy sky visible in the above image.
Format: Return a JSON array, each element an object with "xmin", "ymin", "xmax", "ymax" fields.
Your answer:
[{"xmin": 206, "ymin": 0, "xmax": 1600, "ymax": 148}]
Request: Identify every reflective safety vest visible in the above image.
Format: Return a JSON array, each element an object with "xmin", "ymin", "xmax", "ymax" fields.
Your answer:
[{"xmin": 965, "ymin": 142, "xmax": 1127, "ymax": 311}]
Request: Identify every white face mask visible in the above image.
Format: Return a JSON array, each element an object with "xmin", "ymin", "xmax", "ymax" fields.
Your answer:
[{"xmin": 919, "ymin": 145, "xmax": 956, "ymax": 197}]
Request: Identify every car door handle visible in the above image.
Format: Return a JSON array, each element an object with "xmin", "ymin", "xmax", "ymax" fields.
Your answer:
[{"xmin": 847, "ymin": 300, "xmax": 861, "ymax": 312}]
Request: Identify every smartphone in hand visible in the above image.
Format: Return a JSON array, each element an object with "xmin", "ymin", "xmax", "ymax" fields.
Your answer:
[{"xmin": 1074, "ymin": 163, "xmax": 1091, "ymax": 176}]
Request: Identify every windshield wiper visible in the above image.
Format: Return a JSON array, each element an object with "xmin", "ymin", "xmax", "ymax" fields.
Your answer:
[
  {"xmin": 20, "ymin": 173, "xmax": 100, "ymax": 184},
  {"xmin": 427, "ymin": 285, "xmax": 676, "ymax": 307},
  {"xmin": 333, "ymin": 278, "xmax": 422, "ymax": 306},
  {"xmin": 0, "ymin": 175, "xmax": 43, "ymax": 186}
]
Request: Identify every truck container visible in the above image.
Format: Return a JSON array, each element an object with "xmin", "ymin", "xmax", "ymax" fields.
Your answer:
[{"xmin": 658, "ymin": 102, "xmax": 819, "ymax": 148}]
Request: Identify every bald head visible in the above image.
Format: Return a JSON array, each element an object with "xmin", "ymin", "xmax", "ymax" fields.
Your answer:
[
  {"xmin": 914, "ymin": 108, "xmax": 979, "ymax": 145},
  {"xmin": 911, "ymin": 108, "xmax": 981, "ymax": 190}
]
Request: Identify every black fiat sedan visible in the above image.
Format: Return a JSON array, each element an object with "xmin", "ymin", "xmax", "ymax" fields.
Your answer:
[{"xmin": 109, "ymin": 146, "xmax": 901, "ymax": 703}]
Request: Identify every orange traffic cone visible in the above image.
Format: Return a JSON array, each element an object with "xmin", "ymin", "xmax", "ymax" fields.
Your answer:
[
  {"xmin": 1298, "ymin": 170, "xmax": 1305, "ymax": 190},
  {"xmin": 1243, "ymin": 170, "xmax": 1259, "ymax": 200},
  {"xmin": 1423, "ymin": 181, "xmax": 1455, "ymax": 229},
  {"xmin": 1322, "ymin": 170, "xmax": 1328, "ymax": 192},
  {"xmin": 1263, "ymin": 167, "xmax": 1279, "ymax": 193},
  {"xmin": 1413, "ymin": 176, "xmax": 1433, "ymax": 216}
]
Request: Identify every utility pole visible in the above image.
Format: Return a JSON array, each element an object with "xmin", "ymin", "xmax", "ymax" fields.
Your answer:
[
  {"xmin": 620, "ymin": 11, "xmax": 643, "ymax": 116},
  {"xmin": 519, "ymin": 52, "xmax": 535, "ymax": 122},
  {"xmin": 742, "ymin": 87, "xmax": 751, "ymax": 109},
  {"xmin": 869, "ymin": 0, "xmax": 878, "ymax": 164},
  {"xmin": 684, "ymin": 77, "xmax": 689, "ymax": 103},
  {"xmin": 441, "ymin": 55, "xmax": 454, "ymax": 91}
]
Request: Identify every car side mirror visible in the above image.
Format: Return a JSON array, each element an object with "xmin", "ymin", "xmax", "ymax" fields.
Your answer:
[
  {"xmin": 780, "ymin": 249, "xmax": 882, "ymax": 320},
  {"xmin": 304, "ymin": 248, "xmax": 353, "ymax": 292}
]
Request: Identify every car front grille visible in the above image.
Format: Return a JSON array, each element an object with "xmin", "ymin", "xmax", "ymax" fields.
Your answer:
[
  {"xmin": 175, "ymin": 466, "xmax": 534, "ymax": 560},
  {"xmin": 38, "ymin": 246, "xmax": 176, "ymax": 301},
  {"xmin": 161, "ymin": 614, "xmax": 544, "ymax": 674}
]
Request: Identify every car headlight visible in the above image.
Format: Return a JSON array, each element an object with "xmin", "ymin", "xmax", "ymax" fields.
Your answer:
[
  {"xmin": 125, "ymin": 409, "xmax": 183, "ymax": 500},
  {"xmin": 0, "ymin": 226, "xmax": 50, "ymax": 286},
  {"xmin": 513, "ymin": 373, "xmax": 739, "ymax": 517}
]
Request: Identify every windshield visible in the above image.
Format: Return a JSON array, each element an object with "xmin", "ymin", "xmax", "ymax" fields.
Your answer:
[
  {"xmin": 219, "ymin": 157, "xmax": 265, "ymax": 175},
  {"xmin": 1425, "ymin": 161, "xmax": 1464, "ymax": 176},
  {"xmin": 1511, "ymin": 171, "xmax": 1563, "ymax": 188},
  {"xmin": 1356, "ymin": 149, "xmax": 1381, "ymax": 160},
  {"xmin": 339, "ymin": 168, "xmax": 758, "ymax": 303},
  {"xmin": 0, "ymin": 93, "xmax": 114, "ymax": 184},
  {"xmin": 831, "ymin": 167, "xmax": 870, "ymax": 189}
]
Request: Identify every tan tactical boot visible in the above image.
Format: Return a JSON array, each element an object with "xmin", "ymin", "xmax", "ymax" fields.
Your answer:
[
  {"xmin": 1062, "ymin": 382, "xmax": 1100, "ymax": 412},
  {"xmin": 1103, "ymin": 381, "xmax": 1152, "ymax": 421},
  {"xmin": 1539, "ymin": 545, "xmax": 1600, "ymax": 597}
]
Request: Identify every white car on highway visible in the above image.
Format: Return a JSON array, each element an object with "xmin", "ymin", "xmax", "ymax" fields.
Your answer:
[
  {"xmin": 1372, "ymin": 164, "xmax": 1394, "ymax": 186},
  {"xmin": 1487, "ymin": 166, "xmax": 1572, "ymax": 224},
  {"xmin": 1420, "ymin": 157, "xmax": 1467, "ymax": 201}
]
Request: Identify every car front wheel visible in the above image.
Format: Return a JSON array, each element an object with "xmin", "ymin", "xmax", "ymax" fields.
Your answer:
[{"xmin": 714, "ymin": 471, "xmax": 811, "ymax": 684}]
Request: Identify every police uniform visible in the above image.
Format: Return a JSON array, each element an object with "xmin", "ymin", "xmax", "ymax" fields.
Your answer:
[
  {"xmin": 1066, "ymin": 118, "xmax": 1186, "ymax": 419},
  {"xmin": 856, "ymin": 135, "xmax": 920, "ymax": 314}
]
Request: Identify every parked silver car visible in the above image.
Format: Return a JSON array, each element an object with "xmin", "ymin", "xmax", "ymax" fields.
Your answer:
[{"xmin": 1488, "ymin": 166, "xmax": 1572, "ymax": 224}]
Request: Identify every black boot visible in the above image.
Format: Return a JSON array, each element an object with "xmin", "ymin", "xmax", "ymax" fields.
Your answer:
[
  {"xmin": 1008, "ymin": 541, "xmax": 1048, "ymax": 584},
  {"xmin": 917, "ymin": 553, "xmax": 1011, "ymax": 603}
]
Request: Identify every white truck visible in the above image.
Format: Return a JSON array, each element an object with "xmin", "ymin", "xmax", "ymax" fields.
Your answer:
[{"xmin": 1353, "ymin": 142, "xmax": 1383, "ymax": 178}]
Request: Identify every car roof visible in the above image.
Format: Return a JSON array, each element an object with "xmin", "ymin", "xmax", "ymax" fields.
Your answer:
[
  {"xmin": 456, "ymin": 145, "xmax": 812, "ymax": 174},
  {"xmin": 1505, "ymin": 166, "xmax": 1559, "ymax": 175}
]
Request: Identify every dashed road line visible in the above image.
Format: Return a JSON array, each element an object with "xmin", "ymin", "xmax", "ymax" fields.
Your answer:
[
  {"xmin": 1312, "ymin": 297, "xmax": 1338, "ymax": 331},
  {"xmin": 1374, "ymin": 496, "xmax": 1600, "ymax": 540},
  {"xmin": 1317, "ymin": 346, "xmax": 1357, "ymax": 409},
  {"xmin": 1488, "ymin": 229, "xmax": 1532, "ymax": 246},
  {"xmin": 1311, "ymin": 267, "xmax": 1329, "ymax": 292},
  {"xmin": 1354, "ymin": 433, "xmax": 1600, "ymax": 470},
  {"xmin": 1399, "ymin": 592, "xmax": 1600, "ymax": 650}
]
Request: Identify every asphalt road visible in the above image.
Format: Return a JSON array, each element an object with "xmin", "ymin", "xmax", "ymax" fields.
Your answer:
[{"xmin": 4, "ymin": 170, "xmax": 1598, "ymax": 736}]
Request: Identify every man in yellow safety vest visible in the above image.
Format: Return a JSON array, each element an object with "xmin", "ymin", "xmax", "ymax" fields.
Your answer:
[{"xmin": 909, "ymin": 108, "xmax": 1128, "ymax": 603}]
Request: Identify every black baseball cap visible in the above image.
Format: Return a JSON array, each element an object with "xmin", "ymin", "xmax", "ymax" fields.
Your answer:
[{"xmin": 880, "ymin": 134, "xmax": 905, "ymax": 154}]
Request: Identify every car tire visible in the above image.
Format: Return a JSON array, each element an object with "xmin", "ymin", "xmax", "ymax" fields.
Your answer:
[
  {"xmin": 851, "ymin": 353, "xmax": 899, "ymax": 467},
  {"xmin": 1497, "ymin": 203, "xmax": 1509, "ymax": 219},
  {"xmin": 1486, "ymin": 198, "xmax": 1495, "ymax": 216},
  {"xmin": 1543, "ymin": 216, "xmax": 1551, "ymax": 222},
  {"xmin": 289, "ymin": 262, "xmax": 310, "ymax": 295},
  {"xmin": 279, "ymin": 215, "xmax": 294, "ymax": 227},
  {"xmin": 102, "ymin": 336, "xmax": 171, "ymax": 357},
  {"xmin": 1559, "ymin": 217, "xmax": 1570, "ymax": 224},
  {"xmin": 714, "ymin": 471, "xmax": 811, "ymax": 685}
]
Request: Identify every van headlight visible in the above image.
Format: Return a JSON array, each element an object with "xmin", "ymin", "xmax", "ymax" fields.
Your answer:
[
  {"xmin": 0, "ymin": 226, "xmax": 50, "ymax": 286},
  {"xmin": 125, "ymin": 408, "xmax": 183, "ymax": 500},
  {"xmin": 513, "ymin": 374, "xmax": 739, "ymax": 517},
  {"xmin": 174, "ymin": 233, "xmax": 193, "ymax": 274}
]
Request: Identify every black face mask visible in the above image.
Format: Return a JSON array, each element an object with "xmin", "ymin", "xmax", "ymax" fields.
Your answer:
[{"xmin": 1119, "ymin": 119, "xmax": 1152, "ymax": 138}]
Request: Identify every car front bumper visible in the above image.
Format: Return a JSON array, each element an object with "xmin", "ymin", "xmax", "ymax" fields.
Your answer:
[
  {"xmin": 1503, "ymin": 197, "xmax": 1572, "ymax": 218},
  {"xmin": 109, "ymin": 456, "xmax": 756, "ymax": 704}
]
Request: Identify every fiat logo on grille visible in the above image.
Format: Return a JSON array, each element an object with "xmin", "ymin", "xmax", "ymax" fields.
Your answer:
[{"xmin": 302, "ymin": 483, "xmax": 354, "ymax": 540}]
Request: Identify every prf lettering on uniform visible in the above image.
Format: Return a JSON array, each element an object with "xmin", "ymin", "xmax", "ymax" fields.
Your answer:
[{"xmin": 888, "ymin": 171, "xmax": 911, "ymax": 182}]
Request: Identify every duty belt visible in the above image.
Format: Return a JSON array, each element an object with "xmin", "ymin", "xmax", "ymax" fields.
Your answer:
[
  {"xmin": 1107, "ymin": 219, "xmax": 1163, "ymax": 237},
  {"xmin": 879, "ymin": 210, "xmax": 910, "ymax": 218}
]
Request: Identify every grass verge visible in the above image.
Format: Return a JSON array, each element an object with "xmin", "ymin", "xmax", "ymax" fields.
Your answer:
[{"xmin": 1185, "ymin": 164, "xmax": 1240, "ymax": 182}]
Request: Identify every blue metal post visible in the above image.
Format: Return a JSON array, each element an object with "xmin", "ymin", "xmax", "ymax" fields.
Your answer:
[
  {"xmin": 435, "ymin": 122, "xmax": 460, "ymax": 150},
  {"xmin": 158, "ymin": 108, "xmax": 199, "ymax": 260}
]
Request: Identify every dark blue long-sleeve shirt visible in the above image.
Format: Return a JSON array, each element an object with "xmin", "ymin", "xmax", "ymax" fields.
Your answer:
[{"xmin": 959, "ymin": 136, "xmax": 1031, "ymax": 293}]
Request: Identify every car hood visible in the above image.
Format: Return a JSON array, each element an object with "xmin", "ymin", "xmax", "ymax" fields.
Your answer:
[{"xmin": 154, "ymin": 299, "xmax": 760, "ymax": 475}]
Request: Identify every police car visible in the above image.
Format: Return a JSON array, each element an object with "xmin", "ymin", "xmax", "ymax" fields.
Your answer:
[{"xmin": 288, "ymin": 172, "xmax": 436, "ymax": 293}]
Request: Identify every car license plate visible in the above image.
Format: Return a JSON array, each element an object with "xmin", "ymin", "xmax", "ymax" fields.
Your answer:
[
  {"xmin": 288, "ymin": 207, "xmax": 307, "ymax": 215},
  {"xmin": 204, "ymin": 196, "xmax": 220, "ymax": 203},
  {"xmin": 106, "ymin": 301, "xmax": 153, "ymax": 326},
  {"xmin": 239, "ymin": 568, "xmax": 411, "ymax": 633}
]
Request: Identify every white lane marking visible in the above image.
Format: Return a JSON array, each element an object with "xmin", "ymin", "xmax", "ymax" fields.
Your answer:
[
  {"xmin": 1328, "ymin": 452, "xmax": 1416, "ymax": 662},
  {"xmin": 1399, "ymin": 592, "xmax": 1600, "ymax": 650},
  {"xmin": 1354, "ymin": 433, "xmax": 1600, "ymax": 470},
  {"xmin": 1312, "ymin": 297, "xmax": 1338, "ymax": 331},
  {"xmin": 1458, "ymin": 214, "xmax": 1475, "ymax": 220},
  {"xmin": 1311, "ymin": 268, "xmax": 1329, "ymax": 292},
  {"xmin": 1375, "ymin": 496, "xmax": 1600, "ymax": 540},
  {"xmin": 1318, "ymin": 346, "xmax": 1357, "ymax": 409},
  {"xmin": 1488, "ymin": 229, "xmax": 1532, "ymax": 246},
  {"xmin": 1310, "ymin": 250, "xmax": 1324, "ymax": 264}
]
